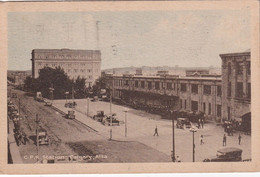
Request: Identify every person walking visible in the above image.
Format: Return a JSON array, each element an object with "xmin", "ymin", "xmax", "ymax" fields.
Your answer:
[
  {"xmin": 238, "ymin": 134, "xmax": 242, "ymax": 145},
  {"xmin": 153, "ymin": 126, "xmax": 159, "ymax": 136},
  {"xmin": 200, "ymin": 135, "xmax": 204, "ymax": 145},
  {"xmin": 223, "ymin": 134, "xmax": 227, "ymax": 146},
  {"xmin": 201, "ymin": 119, "xmax": 204, "ymax": 128}
]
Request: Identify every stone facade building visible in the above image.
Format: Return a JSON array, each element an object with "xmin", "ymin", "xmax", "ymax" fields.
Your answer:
[
  {"xmin": 106, "ymin": 50, "xmax": 251, "ymax": 122},
  {"xmin": 220, "ymin": 50, "xmax": 251, "ymax": 122},
  {"xmin": 107, "ymin": 74, "xmax": 222, "ymax": 121},
  {"xmin": 31, "ymin": 49, "xmax": 101, "ymax": 87}
]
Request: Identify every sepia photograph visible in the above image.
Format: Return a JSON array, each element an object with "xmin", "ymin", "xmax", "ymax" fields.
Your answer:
[{"xmin": 1, "ymin": 1, "xmax": 260, "ymax": 174}]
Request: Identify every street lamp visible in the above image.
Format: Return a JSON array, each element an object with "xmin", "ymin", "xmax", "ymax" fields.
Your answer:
[
  {"xmin": 190, "ymin": 127, "xmax": 197, "ymax": 162},
  {"xmin": 170, "ymin": 110, "xmax": 175, "ymax": 162},
  {"xmin": 123, "ymin": 108, "xmax": 129, "ymax": 137},
  {"xmin": 65, "ymin": 91, "xmax": 69, "ymax": 104}
]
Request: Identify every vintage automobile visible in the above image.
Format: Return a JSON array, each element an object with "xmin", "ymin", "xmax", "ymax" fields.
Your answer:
[
  {"xmin": 91, "ymin": 96, "xmax": 99, "ymax": 102},
  {"xmin": 64, "ymin": 102, "xmax": 76, "ymax": 108},
  {"xmin": 176, "ymin": 118, "xmax": 192, "ymax": 129},
  {"xmin": 203, "ymin": 147, "xmax": 242, "ymax": 162},
  {"xmin": 45, "ymin": 101, "xmax": 52, "ymax": 106},
  {"xmin": 66, "ymin": 110, "xmax": 76, "ymax": 119},
  {"xmin": 36, "ymin": 127, "xmax": 49, "ymax": 145},
  {"xmin": 103, "ymin": 113, "xmax": 120, "ymax": 126},
  {"xmin": 93, "ymin": 111, "xmax": 107, "ymax": 122}
]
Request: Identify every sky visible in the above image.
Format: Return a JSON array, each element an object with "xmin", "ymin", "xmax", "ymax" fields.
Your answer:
[{"xmin": 8, "ymin": 9, "xmax": 250, "ymax": 70}]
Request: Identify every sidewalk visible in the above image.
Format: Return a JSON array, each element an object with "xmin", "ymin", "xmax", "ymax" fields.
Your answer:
[{"xmin": 8, "ymin": 118, "xmax": 23, "ymax": 164}]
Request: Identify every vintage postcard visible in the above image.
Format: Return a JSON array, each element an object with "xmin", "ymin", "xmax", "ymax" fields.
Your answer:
[{"xmin": 0, "ymin": 0, "xmax": 259, "ymax": 174}]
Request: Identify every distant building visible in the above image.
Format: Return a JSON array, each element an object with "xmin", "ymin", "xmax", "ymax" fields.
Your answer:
[
  {"xmin": 186, "ymin": 69, "xmax": 209, "ymax": 77},
  {"xmin": 156, "ymin": 70, "xmax": 169, "ymax": 76},
  {"xmin": 135, "ymin": 68, "xmax": 143, "ymax": 76},
  {"xmin": 31, "ymin": 49, "xmax": 101, "ymax": 87},
  {"xmin": 220, "ymin": 50, "xmax": 251, "ymax": 122}
]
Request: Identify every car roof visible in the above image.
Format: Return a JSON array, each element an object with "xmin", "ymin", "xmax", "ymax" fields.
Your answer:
[
  {"xmin": 177, "ymin": 118, "xmax": 189, "ymax": 120},
  {"xmin": 217, "ymin": 147, "xmax": 242, "ymax": 153}
]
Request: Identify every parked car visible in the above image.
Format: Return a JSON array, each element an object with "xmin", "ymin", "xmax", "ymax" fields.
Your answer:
[
  {"xmin": 91, "ymin": 96, "xmax": 99, "ymax": 102},
  {"xmin": 103, "ymin": 113, "xmax": 120, "ymax": 126},
  {"xmin": 93, "ymin": 111, "xmax": 107, "ymax": 122},
  {"xmin": 176, "ymin": 118, "xmax": 192, "ymax": 129},
  {"xmin": 203, "ymin": 147, "xmax": 242, "ymax": 162},
  {"xmin": 45, "ymin": 101, "xmax": 52, "ymax": 106},
  {"xmin": 66, "ymin": 110, "xmax": 76, "ymax": 119},
  {"xmin": 36, "ymin": 127, "xmax": 49, "ymax": 145}
]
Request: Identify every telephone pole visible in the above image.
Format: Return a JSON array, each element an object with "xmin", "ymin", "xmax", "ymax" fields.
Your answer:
[{"xmin": 35, "ymin": 114, "xmax": 40, "ymax": 161}]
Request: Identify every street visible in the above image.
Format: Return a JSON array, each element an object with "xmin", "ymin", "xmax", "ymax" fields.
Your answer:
[{"xmin": 8, "ymin": 87, "xmax": 171, "ymax": 163}]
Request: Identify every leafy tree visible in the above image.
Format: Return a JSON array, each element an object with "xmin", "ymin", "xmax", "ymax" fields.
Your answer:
[{"xmin": 74, "ymin": 76, "xmax": 87, "ymax": 98}]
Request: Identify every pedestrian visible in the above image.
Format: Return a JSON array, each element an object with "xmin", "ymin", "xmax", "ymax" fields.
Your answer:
[
  {"xmin": 223, "ymin": 134, "xmax": 227, "ymax": 146},
  {"xmin": 201, "ymin": 119, "xmax": 204, "ymax": 128},
  {"xmin": 153, "ymin": 126, "xmax": 159, "ymax": 136},
  {"xmin": 238, "ymin": 134, "xmax": 242, "ymax": 145},
  {"xmin": 176, "ymin": 156, "xmax": 181, "ymax": 162},
  {"xmin": 200, "ymin": 135, "xmax": 204, "ymax": 145},
  {"xmin": 227, "ymin": 125, "xmax": 230, "ymax": 136},
  {"xmin": 197, "ymin": 119, "xmax": 201, "ymax": 129}
]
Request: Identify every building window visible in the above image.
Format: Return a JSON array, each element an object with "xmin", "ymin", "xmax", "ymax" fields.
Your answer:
[
  {"xmin": 247, "ymin": 83, "xmax": 251, "ymax": 99},
  {"xmin": 217, "ymin": 105, "xmax": 221, "ymax": 117},
  {"xmin": 191, "ymin": 84, "xmax": 198, "ymax": 94},
  {"xmin": 74, "ymin": 69, "xmax": 78, "ymax": 72},
  {"xmin": 148, "ymin": 82, "xmax": 152, "ymax": 90},
  {"xmin": 135, "ymin": 81, "xmax": 139, "ymax": 88},
  {"xmin": 217, "ymin": 86, "xmax": 222, "ymax": 97},
  {"xmin": 167, "ymin": 83, "xmax": 173, "ymax": 90},
  {"xmin": 208, "ymin": 103, "xmax": 211, "ymax": 115},
  {"xmin": 180, "ymin": 83, "xmax": 187, "ymax": 92},
  {"xmin": 227, "ymin": 106, "xmax": 231, "ymax": 120},
  {"xmin": 203, "ymin": 102, "xmax": 206, "ymax": 113},
  {"xmin": 68, "ymin": 69, "xmax": 70, "ymax": 72},
  {"xmin": 184, "ymin": 100, "xmax": 187, "ymax": 109},
  {"xmin": 155, "ymin": 82, "xmax": 160, "ymax": 90},
  {"xmin": 141, "ymin": 81, "xmax": 145, "ymax": 88},
  {"xmin": 203, "ymin": 85, "xmax": 211, "ymax": 95},
  {"xmin": 236, "ymin": 62, "xmax": 243, "ymax": 75},
  {"xmin": 88, "ymin": 69, "xmax": 91, "ymax": 73},
  {"xmin": 125, "ymin": 80, "xmax": 129, "ymax": 86},
  {"xmin": 228, "ymin": 62, "xmax": 231, "ymax": 75},
  {"xmin": 236, "ymin": 82, "xmax": 243, "ymax": 98},
  {"xmin": 191, "ymin": 101, "xmax": 198, "ymax": 112},
  {"xmin": 180, "ymin": 99, "xmax": 182, "ymax": 109},
  {"xmin": 247, "ymin": 61, "xmax": 251, "ymax": 75},
  {"xmin": 228, "ymin": 82, "xmax": 231, "ymax": 97}
]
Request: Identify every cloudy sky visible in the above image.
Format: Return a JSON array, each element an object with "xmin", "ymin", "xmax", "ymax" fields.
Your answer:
[{"xmin": 8, "ymin": 9, "xmax": 250, "ymax": 70}]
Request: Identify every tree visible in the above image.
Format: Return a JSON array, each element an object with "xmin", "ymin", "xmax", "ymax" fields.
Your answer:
[{"xmin": 74, "ymin": 76, "xmax": 87, "ymax": 98}]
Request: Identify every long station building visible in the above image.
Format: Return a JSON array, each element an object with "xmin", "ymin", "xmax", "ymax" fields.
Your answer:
[
  {"xmin": 106, "ymin": 50, "xmax": 251, "ymax": 122},
  {"xmin": 31, "ymin": 49, "xmax": 101, "ymax": 87}
]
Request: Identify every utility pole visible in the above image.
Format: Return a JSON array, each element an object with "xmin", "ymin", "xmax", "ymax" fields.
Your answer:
[
  {"xmin": 171, "ymin": 110, "xmax": 175, "ymax": 162},
  {"xmin": 190, "ymin": 127, "xmax": 197, "ymax": 162},
  {"xmin": 124, "ymin": 108, "xmax": 128, "ymax": 137},
  {"xmin": 87, "ymin": 97, "xmax": 90, "ymax": 117},
  {"xmin": 109, "ymin": 90, "xmax": 112, "ymax": 140},
  {"xmin": 35, "ymin": 114, "xmax": 40, "ymax": 161}
]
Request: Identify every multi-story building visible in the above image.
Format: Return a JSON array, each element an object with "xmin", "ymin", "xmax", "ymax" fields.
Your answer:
[
  {"xmin": 220, "ymin": 50, "xmax": 251, "ymax": 122},
  {"xmin": 31, "ymin": 49, "xmax": 101, "ymax": 87},
  {"xmin": 106, "ymin": 50, "xmax": 251, "ymax": 122},
  {"xmin": 107, "ymin": 74, "xmax": 222, "ymax": 121}
]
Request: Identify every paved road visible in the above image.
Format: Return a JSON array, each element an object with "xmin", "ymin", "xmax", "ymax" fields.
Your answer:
[
  {"xmin": 53, "ymin": 98, "xmax": 251, "ymax": 162},
  {"xmin": 8, "ymin": 87, "xmax": 171, "ymax": 163}
]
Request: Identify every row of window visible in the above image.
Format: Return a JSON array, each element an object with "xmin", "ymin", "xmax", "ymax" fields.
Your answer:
[
  {"xmin": 227, "ymin": 82, "xmax": 251, "ymax": 99},
  {"xmin": 66, "ymin": 69, "xmax": 92, "ymax": 73},
  {"xmin": 37, "ymin": 63, "xmax": 96, "ymax": 67},
  {"xmin": 181, "ymin": 83, "xmax": 222, "ymax": 96},
  {"xmin": 114, "ymin": 79, "xmax": 222, "ymax": 96},
  {"xmin": 227, "ymin": 61, "xmax": 250, "ymax": 76},
  {"xmin": 180, "ymin": 99, "xmax": 222, "ymax": 117},
  {"xmin": 36, "ymin": 54, "xmax": 99, "ymax": 60}
]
